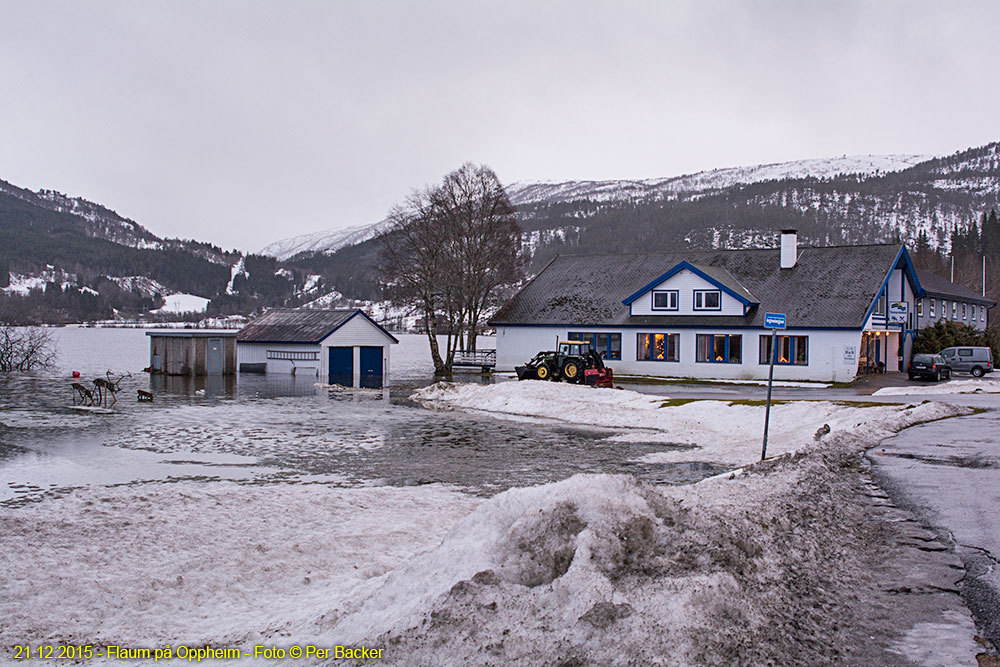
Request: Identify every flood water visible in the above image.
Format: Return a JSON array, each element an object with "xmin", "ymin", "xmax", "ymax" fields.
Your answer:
[{"xmin": 0, "ymin": 328, "xmax": 725, "ymax": 505}]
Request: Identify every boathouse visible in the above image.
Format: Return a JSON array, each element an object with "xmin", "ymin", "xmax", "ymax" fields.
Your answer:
[
  {"xmin": 146, "ymin": 330, "xmax": 239, "ymax": 376},
  {"xmin": 236, "ymin": 308, "xmax": 398, "ymax": 388}
]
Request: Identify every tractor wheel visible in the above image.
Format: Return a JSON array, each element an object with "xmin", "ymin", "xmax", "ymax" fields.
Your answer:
[
  {"xmin": 562, "ymin": 360, "xmax": 581, "ymax": 383},
  {"xmin": 536, "ymin": 364, "xmax": 551, "ymax": 380}
]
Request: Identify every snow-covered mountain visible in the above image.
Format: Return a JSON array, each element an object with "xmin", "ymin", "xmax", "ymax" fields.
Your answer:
[
  {"xmin": 259, "ymin": 154, "xmax": 932, "ymax": 258},
  {"xmin": 507, "ymin": 154, "xmax": 931, "ymax": 206},
  {"xmin": 0, "ymin": 179, "xmax": 165, "ymax": 250},
  {"xmin": 258, "ymin": 222, "xmax": 383, "ymax": 260}
]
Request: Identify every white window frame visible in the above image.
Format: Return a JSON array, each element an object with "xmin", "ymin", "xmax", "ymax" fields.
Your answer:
[
  {"xmin": 693, "ymin": 290, "xmax": 722, "ymax": 311},
  {"xmin": 651, "ymin": 290, "xmax": 679, "ymax": 311}
]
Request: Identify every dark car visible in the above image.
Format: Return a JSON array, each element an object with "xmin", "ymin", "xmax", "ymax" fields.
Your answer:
[{"xmin": 907, "ymin": 354, "xmax": 951, "ymax": 381}]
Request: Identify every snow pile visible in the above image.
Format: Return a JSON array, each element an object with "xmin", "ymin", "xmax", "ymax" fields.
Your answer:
[
  {"xmin": 412, "ymin": 381, "xmax": 951, "ymax": 466},
  {"xmin": 150, "ymin": 293, "xmax": 210, "ymax": 314},
  {"xmin": 873, "ymin": 377, "xmax": 1000, "ymax": 395},
  {"xmin": 310, "ymin": 422, "xmax": 971, "ymax": 665}
]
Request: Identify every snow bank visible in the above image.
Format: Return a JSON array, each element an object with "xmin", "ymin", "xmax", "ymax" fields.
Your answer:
[
  {"xmin": 873, "ymin": 377, "xmax": 1000, "ymax": 395},
  {"xmin": 412, "ymin": 381, "xmax": 948, "ymax": 466},
  {"xmin": 308, "ymin": 419, "xmax": 971, "ymax": 664}
]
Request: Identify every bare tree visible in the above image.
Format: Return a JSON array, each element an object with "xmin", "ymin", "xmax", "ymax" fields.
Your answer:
[
  {"xmin": 433, "ymin": 164, "xmax": 523, "ymax": 352},
  {"xmin": 0, "ymin": 325, "xmax": 57, "ymax": 372},
  {"xmin": 378, "ymin": 163, "xmax": 523, "ymax": 374}
]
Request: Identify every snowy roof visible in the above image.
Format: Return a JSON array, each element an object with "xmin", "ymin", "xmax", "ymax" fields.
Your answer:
[
  {"xmin": 916, "ymin": 270, "xmax": 996, "ymax": 306},
  {"xmin": 490, "ymin": 244, "xmax": 909, "ymax": 329},
  {"xmin": 237, "ymin": 308, "xmax": 398, "ymax": 344}
]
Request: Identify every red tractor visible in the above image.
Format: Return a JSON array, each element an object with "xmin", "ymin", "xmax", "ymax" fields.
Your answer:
[{"xmin": 515, "ymin": 340, "xmax": 614, "ymax": 387}]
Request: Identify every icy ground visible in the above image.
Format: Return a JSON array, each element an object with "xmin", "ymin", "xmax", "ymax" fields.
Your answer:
[
  {"xmin": 874, "ymin": 376, "xmax": 1000, "ymax": 396},
  {"xmin": 0, "ymin": 382, "xmax": 979, "ymax": 665}
]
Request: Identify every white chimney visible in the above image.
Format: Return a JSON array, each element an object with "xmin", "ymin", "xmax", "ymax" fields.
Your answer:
[{"xmin": 780, "ymin": 229, "xmax": 798, "ymax": 269}]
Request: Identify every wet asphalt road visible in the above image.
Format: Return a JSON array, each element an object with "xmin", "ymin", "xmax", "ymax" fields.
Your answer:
[
  {"xmin": 621, "ymin": 373, "xmax": 1000, "ymax": 652},
  {"xmin": 867, "ymin": 392, "xmax": 1000, "ymax": 652}
]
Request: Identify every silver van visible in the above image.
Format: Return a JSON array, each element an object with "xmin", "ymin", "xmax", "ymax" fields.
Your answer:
[{"xmin": 939, "ymin": 346, "xmax": 994, "ymax": 376}]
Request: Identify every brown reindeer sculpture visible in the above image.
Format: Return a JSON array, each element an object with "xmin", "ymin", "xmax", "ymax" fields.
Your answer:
[
  {"xmin": 71, "ymin": 382, "xmax": 95, "ymax": 406},
  {"xmin": 92, "ymin": 370, "xmax": 131, "ymax": 407}
]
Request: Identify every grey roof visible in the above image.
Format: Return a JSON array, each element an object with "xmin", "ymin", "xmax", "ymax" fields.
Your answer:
[
  {"xmin": 237, "ymin": 308, "xmax": 398, "ymax": 343},
  {"xmin": 146, "ymin": 330, "xmax": 239, "ymax": 337},
  {"xmin": 688, "ymin": 263, "xmax": 759, "ymax": 303},
  {"xmin": 916, "ymin": 270, "xmax": 996, "ymax": 306},
  {"xmin": 490, "ymin": 244, "xmax": 906, "ymax": 329}
]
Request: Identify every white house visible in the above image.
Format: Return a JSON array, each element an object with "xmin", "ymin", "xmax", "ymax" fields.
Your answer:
[
  {"xmin": 237, "ymin": 308, "xmax": 398, "ymax": 388},
  {"xmin": 914, "ymin": 269, "xmax": 995, "ymax": 331},
  {"xmin": 489, "ymin": 231, "xmax": 924, "ymax": 383}
]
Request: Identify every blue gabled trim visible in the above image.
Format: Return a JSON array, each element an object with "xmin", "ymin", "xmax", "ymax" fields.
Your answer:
[
  {"xmin": 621, "ymin": 261, "xmax": 756, "ymax": 307},
  {"xmin": 316, "ymin": 309, "xmax": 400, "ymax": 344},
  {"xmin": 860, "ymin": 246, "xmax": 924, "ymax": 327}
]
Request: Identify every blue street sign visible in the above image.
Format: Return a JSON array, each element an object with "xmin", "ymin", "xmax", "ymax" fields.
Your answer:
[{"xmin": 764, "ymin": 312, "xmax": 786, "ymax": 329}]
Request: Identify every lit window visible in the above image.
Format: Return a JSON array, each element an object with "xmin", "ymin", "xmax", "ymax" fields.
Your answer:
[
  {"xmin": 637, "ymin": 333, "xmax": 680, "ymax": 361},
  {"xmin": 696, "ymin": 334, "xmax": 741, "ymax": 363},
  {"xmin": 759, "ymin": 335, "xmax": 809, "ymax": 365},
  {"xmin": 651, "ymin": 290, "xmax": 678, "ymax": 311},
  {"xmin": 694, "ymin": 290, "xmax": 721, "ymax": 310}
]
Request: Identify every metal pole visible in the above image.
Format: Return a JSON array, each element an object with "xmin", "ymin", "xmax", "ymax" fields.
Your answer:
[{"xmin": 761, "ymin": 329, "xmax": 777, "ymax": 461}]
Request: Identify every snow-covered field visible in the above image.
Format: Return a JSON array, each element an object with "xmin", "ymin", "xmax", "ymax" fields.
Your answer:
[
  {"xmin": 1, "ymin": 381, "xmax": 973, "ymax": 665},
  {"xmin": 874, "ymin": 376, "xmax": 1000, "ymax": 395},
  {"xmin": 149, "ymin": 293, "xmax": 210, "ymax": 314}
]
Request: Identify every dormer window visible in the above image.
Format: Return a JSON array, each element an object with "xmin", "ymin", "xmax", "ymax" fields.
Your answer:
[
  {"xmin": 652, "ymin": 290, "xmax": 678, "ymax": 311},
  {"xmin": 693, "ymin": 290, "xmax": 721, "ymax": 311}
]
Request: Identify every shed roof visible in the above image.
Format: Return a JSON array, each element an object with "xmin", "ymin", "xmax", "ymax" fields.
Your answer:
[
  {"xmin": 916, "ymin": 270, "xmax": 996, "ymax": 306},
  {"xmin": 145, "ymin": 329, "xmax": 239, "ymax": 338},
  {"xmin": 489, "ymin": 244, "xmax": 909, "ymax": 329},
  {"xmin": 237, "ymin": 308, "xmax": 399, "ymax": 344}
]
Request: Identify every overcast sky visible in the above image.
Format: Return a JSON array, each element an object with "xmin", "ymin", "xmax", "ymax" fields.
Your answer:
[{"xmin": 2, "ymin": 1, "xmax": 998, "ymax": 252}]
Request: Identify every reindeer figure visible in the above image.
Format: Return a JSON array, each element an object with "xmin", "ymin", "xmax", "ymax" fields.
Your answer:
[
  {"xmin": 71, "ymin": 382, "xmax": 95, "ymax": 406},
  {"xmin": 93, "ymin": 370, "xmax": 131, "ymax": 407}
]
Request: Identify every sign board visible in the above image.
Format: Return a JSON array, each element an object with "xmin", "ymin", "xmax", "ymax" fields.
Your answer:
[
  {"xmin": 843, "ymin": 345, "xmax": 856, "ymax": 363},
  {"xmin": 764, "ymin": 312, "xmax": 786, "ymax": 330},
  {"xmin": 888, "ymin": 301, "xmax": 908, "ymax": 324}
]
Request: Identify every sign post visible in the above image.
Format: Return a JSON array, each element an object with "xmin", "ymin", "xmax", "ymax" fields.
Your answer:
[{"xmin": 761, "ymin": 312, "xmax": 786, "ymax": 461}]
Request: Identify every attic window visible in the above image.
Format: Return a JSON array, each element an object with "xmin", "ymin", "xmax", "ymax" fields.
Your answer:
[
  {"xmin": 652, "ymin": 290, "xmax": 678, "ymax": 311},
  {"xmin": 693, "ymin": 290, "xmax": 721, "ymax": 311}
]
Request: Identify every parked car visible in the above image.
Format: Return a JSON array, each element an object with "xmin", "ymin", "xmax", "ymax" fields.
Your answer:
[
  {"xmin": 939, "ymin": 346, "xmax": 994, "ymax": 377},
  {"xmin": 907, "ymin": 354, "xmax": 951, "ymax": 381}
]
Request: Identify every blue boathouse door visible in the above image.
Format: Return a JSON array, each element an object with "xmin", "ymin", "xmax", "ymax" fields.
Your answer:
[
  {"xmin": 328, "ymin": 347, "xmax": 353, "ymax": 387},
  {"xmin": 359, "ymin": 347, "xmax": 383, "ymax": 389}
]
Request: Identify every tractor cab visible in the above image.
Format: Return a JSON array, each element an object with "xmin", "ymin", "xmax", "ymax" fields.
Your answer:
[{"xmin": 558, "ymin": 341, "xmax": 591, "ymax": 357}]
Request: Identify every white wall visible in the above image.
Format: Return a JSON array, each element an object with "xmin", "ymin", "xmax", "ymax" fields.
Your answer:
[
  {"xmin": 237, "ymin": 342, "xmax": 322, "ymax": 376},
  {"xmin": 319, "ymin": 315, "xmax": 395, "ymax": 386},
  {"xmin": 237, "ymin": 315, "xmax": 396, "ymax": 384},
  {"xmin": 497, "ymin": 325, "xmax": 863, "ymax": 382},
  {"xmin": 629, "ymin": 268, "xmax": 747, "ymax": 316}
]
